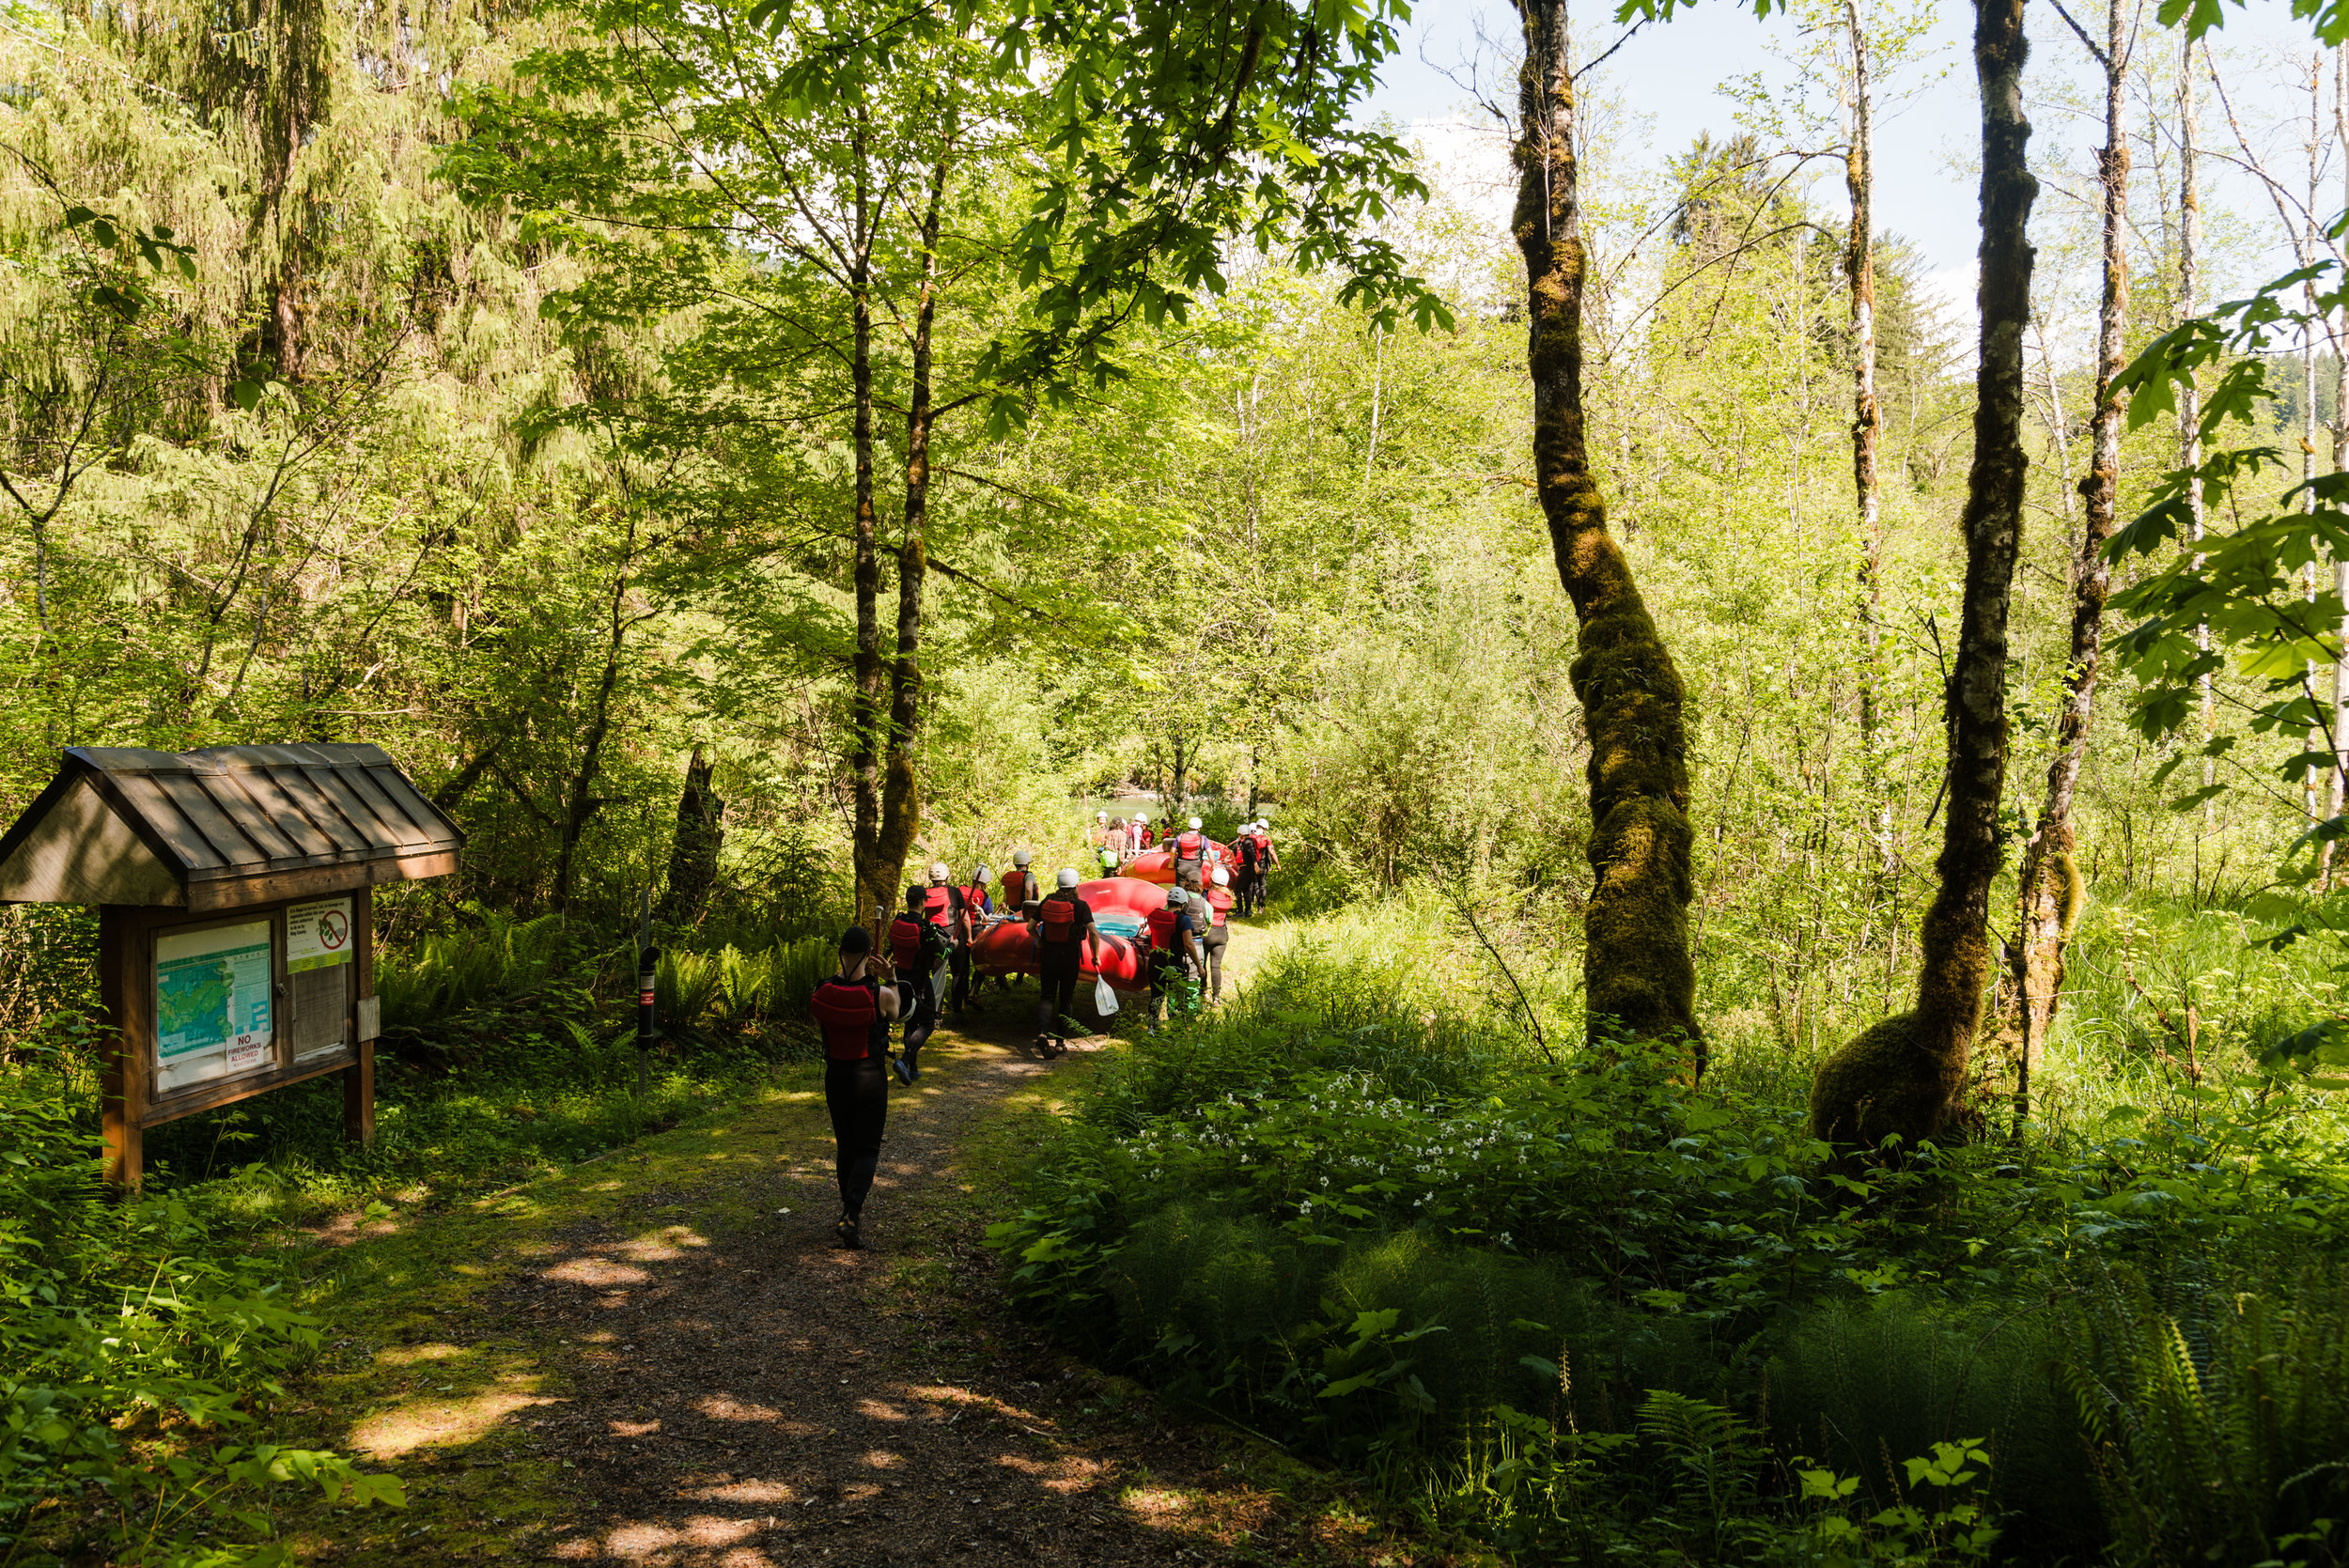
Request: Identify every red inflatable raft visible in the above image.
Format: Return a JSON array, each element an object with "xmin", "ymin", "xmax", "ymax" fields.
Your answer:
[
  {"xmin": 968, "ymin": 876, "xmax": 1172, "ymax": 993},
  {"xmin": 1124, "ymin": 838, "xmax": 1231, "ymax": 885}
]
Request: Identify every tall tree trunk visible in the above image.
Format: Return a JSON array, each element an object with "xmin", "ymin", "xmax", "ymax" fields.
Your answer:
[
  {"xmin": 2331, "ymin": 43, "xmax": 2348, "ymax": 872},
  {"xmin": 1511, "ymin": 0, "xmax": 1701, "ymax": 1063},
  {"xmin": 2012, "ymin": 0, "xmax": 2130, "ymax": 1125},
  {"xmin": 1812, "ymin": 0, "xmax": 2036, "ymax": 1149},
  {"xmin": 2182, "ymin": 35, "xmax": 2214, "ymax": 846},
  {"xmin": 874, "ymin": 138, "xmax": 955, "ymax": 907},
  {"xmin": 847, "ymin": 121, "xmax": 886, "ymax": 927},
  {"xmin": 2304, "ymin": 55, "xmax": 2325, "ymax": 830},
  {"xmin": 1846, "ymin": 0, "xmax": 1890, "ymax": 888},
  {"xmin": 554, "ymin": 504, "xmax": 642, "ymax": 915},
  {"xmin": 659, "ymin": 744, "xmax": 723, "ymax": 924}
]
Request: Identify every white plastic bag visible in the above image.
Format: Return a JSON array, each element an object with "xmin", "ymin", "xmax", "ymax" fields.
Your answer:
[{"xmin": 1094, "ymin": 975, "xmax": 1120, "ymax": 1017}]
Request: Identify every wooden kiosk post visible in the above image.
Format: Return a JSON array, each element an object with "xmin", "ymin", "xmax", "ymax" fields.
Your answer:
[{"xmin": 0, "ymin": 744, "xmax": 463, "ymax": 1188}]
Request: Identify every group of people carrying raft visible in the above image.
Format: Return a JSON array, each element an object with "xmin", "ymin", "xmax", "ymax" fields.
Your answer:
[{"xmin": 804, "ymin": 813, "xmax": 1281, "ymax": 1250}]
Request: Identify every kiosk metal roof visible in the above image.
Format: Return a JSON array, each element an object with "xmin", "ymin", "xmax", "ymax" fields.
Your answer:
[{"xmin": 0, "ymin": 743, "xmax": 464, "ymax": 908}]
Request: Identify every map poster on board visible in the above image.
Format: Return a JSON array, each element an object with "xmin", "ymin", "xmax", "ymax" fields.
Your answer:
[
  {"xmin": 287, "ymin": 897, "xmax": 353, "ymax": 972},
  {"xmin": 154, "ymin": 921, "xmax": 274, "ymax": 1094}
]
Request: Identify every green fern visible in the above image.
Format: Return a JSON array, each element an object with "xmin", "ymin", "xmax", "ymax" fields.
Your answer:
[{"xmin": 2061, "ymin": 1260, "xmax": 2349, "ymax": 1565}]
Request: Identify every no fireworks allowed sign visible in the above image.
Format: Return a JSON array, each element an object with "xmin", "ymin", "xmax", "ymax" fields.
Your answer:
[{"xmin": 287, "ymin": 897, "xmax": 354, "ymax": 973}]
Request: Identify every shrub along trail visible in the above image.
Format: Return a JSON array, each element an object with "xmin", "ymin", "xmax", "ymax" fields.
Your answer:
[{"xmin": 280, "ymin": 920, "xmax": 1432, "ymax": 1567}]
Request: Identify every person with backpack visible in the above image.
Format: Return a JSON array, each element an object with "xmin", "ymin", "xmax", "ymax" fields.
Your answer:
[
  {"xmin": 945, "ymin": 863, "xmax": 993, "ymax": 1017},
  {"xmin": 1195, "ymin": 867, "xmax": 1236, "ymax": 1001},
  {"xmin": 1000, "ymin": 850, "xmax": 1038, "ymax": 911},
  {"xmin": 920, "ymin": 860, "xmax": 969, "ymax": 1019},
  {"xmin": 1250, "ymin": 821, "xmax": 1280, "ymax": 909},
  {"xmin": 1172, "ymin": 815, "xmax": 1210, "ymax": 886},
  {"xmin": 1033, "ymin": 868, "xmax": 1099, "ymax": 1057},
  {"xmin": 1235, "ymin": 826, "xmax": 1264, "ymax": 915},
  {"xmin": 807, "ymin": 926, "xmax": 904, "ymax": 1250},
  {"xmin": 888, "ymin": 886, "xmax": 950, "ymax": 1082},
  {"xmin": 1144, "ymin": 882, "xmax": 1207, "ymax": 1031}
]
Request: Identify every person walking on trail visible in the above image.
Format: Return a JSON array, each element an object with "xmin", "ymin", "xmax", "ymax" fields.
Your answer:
[
  {"xmin": 1106, "ymin": 815, "xmax": 1130, "ymax": 860},
  {"xmin": 1033, "ymin": 868, "xmax": 1098, "ymax": 1057},
  {"xmin": 948, "ymin": 864, "xmax": 993, "ymax": 1017},
  {"xmin": 887, "ymin": 886, "xmax": 949, "ymax": 1083},
  {"xmin": 808, "ymin": 926, "xmax": 903, "ymax": 1250},
  {"xmin": 1195, "ymin": 867, "xmax": 1235, "ymax": 1001},
  {"xmin": 1235, "ymin": 824, "xmax": 1264, "ymax": 915},
  {"xmin": 920, "ymin": 861, "xmax": 967, "ymax": 1021},
  {"xmin": 1172, "ymin": 815, "xmax": 1209, "ymax": 886},
  {"xmin": 1139, "ymin": 815, "xmax": 1158, "ymax": 851},
  {"xmin": 1144, "ymin": 882, "xmax": 1207, "ymax": 1031},
  {"xmin": 1249, "ymin": 821, "xmax": 1280, "ymax": 911},
  {"xmin": 1128, "ymin": 815, "xmax": 1149, "ymax": 864},
  {"xmin": 1088, "ymin": 811, "xmax": 1111, "ymax": 851}
]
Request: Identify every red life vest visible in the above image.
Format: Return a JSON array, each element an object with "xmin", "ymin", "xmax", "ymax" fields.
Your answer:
[
  {"xmin": 889, "ymin": 913, "xmax": 927, "ymax": 970},
  {"xmin": 1038, "ymin": 893, "xmax": 1082, "ymax": 945},
  {"xmin": 1175, "ymin": 831, "xmax": 1204, "ymax": 860},
  {"xmin": 810, "ymin": 975, "xmax": 884, "ymax": 1062},
  {"xmin": 1205, "ymin": 889, "xmax": 1233, "ymax": 926},
  {"xmin": 924, "ymin": 884, "xmax": 955, "ymax": 928},
  {"xmin": 957, "ymin": 884, "xmax": 987, "ymax": 921},
  {"xmin": 1002, "ymin": 869, "xmax": 1032, "ymax": 907},
  {"xmin": 1145, "ymin": 904, "xmax": 1184, "ymax": 951}
]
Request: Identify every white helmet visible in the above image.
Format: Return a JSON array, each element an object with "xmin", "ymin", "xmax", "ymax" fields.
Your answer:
[
  {"xmin": 1013, "ymin": 849, "xmax": 1033, "ymax": 867},
  {"xmin": 1097, "ymin": 811, "xmax": 1109, "ymax": 822},
  {"xmin": 1055, "ymin": 867, "xmax": 1080, "ymax": 889},
  {"xmin": 973, "ymin": 865, "xmax": 990, "ymax": 883},
  {"xmin": 928, "ymin": 861, "xmax": 949, "ymax": 883},
  {"xmin": 1132, "ymin": 814, "xmax": 1145, "ymax": 824},
  {"xmin": 1188, "ymin": 815, "xmax": 1202, "ymax": 830},
  {"xmin": 1212, "ymin": 867, "xmax": 1230, "ymax": 887}
]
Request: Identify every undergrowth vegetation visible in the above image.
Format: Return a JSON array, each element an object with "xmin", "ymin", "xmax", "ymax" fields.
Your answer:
[{"xmin": 990, "ymin": 901, "xmax": 2349, "ymax": 1565}]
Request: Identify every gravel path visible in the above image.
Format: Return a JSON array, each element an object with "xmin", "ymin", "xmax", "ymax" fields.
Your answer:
[{"xmin": 445, "ymin": 924, "xmax": 1423, "ymax": 1567}]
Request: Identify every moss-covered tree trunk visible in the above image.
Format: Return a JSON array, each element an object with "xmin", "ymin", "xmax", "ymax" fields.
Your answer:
[
  {"xmin": 2012, "ymin": 0, "xmax": 2125, "ymax": 1120},
  {"xmin": 847, "ymin": 125, "xmax": 886, "ymax": 927},
  {"xmin": 1812, "ymin": 0, "xmax": 2036, "ymax": 1149},
  {"xmin": 1510, "ymin": 0, "xmax": 1702, "ymax": 1062}
]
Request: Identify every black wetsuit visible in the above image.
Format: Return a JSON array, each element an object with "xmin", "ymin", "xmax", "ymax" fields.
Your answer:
[
  {"xmin": 814, "ymin": 972, "xmax": 893, "ymax": 1219},
  {"xmin": 1034, "ymin": 891, "xmax": 1096, "ymax": 1042}
]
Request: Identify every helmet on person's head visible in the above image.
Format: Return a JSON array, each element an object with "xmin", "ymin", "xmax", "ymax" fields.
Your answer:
[
  {"xmin": 1188, "ymin": 815, "xmax": 1202, "ymax": 830},
  {"xmin": 1097, "ymin": 811, "xmax": 1108, "ymax": 822},
  {"xmin": 1014, "ymin": 849, "xmax": 1033, "ymax": 867},
  {"xmin": 1132, "ymin": 814, "xmax": 1145, "ymax": 824},
  {"xmin": 1211, "ymin": 867, "xmax": 1230, "ymax": 887},
  {"xmin": 1055, "ymin": 867, "xmax": 1080, "ymax": 890},
  {"xmin": 1166, "ymin": 885, "xmax": 1189, "ymax": 907},
  {"xmin": 973, "ymin": 865, "xmax": 990, "ymax": 884},
  {"xmin": 928, "ymin": 861, "xmax": 949, "ymax": 883}
]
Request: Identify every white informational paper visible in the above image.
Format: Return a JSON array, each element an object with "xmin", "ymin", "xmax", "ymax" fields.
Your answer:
[
  {"xmin": 286, "ymin": 897, "xmax": 354, "ymax": 972},
  {"xmin": 154, "ymin": 921, "xmax": 274, "ymax": 1094}
]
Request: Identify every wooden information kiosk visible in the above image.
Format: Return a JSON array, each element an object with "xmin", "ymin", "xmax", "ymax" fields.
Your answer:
[{"xmin": 0, "ymin": 743, "xmax": 464, "ymax": 1187}]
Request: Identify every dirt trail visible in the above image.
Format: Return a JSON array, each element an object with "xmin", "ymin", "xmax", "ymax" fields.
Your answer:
[{"xmin": 304, "ymin": 920, "xmax": 1433, "ymax": 1567}]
